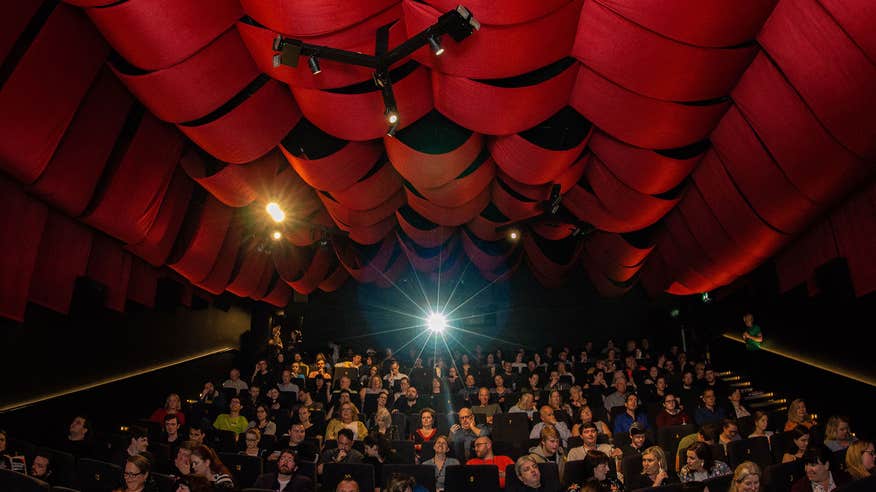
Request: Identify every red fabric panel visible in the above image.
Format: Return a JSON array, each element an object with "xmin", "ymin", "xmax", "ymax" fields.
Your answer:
[
  {"xmin": 28, "ymin": 67, "xmax": 134, "ymax": 216},
  {"xmin": 583, "ymin": 262, "xmax": 633, "ymax": 297},
  {"xmin": 331, "ymin": 160, "xmax": 402, "ymax": 211},
  {"xmin": 531, "ymin": 220, "xmax": 577, "ymax": 241},
  {"xmin": 262, "ymin": 281, "xmax": 292, "ymax": 307},
  {"xmin": 818, "ymin": 0, "xmax": 876, "ymax": 61},
  {"xmin": 319, "ymin": 263, "xmax": 349, "ymax": 292},
  {"xmin": 418, "ymin": 157, "xmax": 495, "ymax": 208},
  {"xmin": 774, "ymin": 219, "xmax": 837, "ymax": 293},
  {"xmin": 260, "ymin": 166, "xmax": 323, "ymax": 218},
  {"xmin": 496, "ymin": 171, "xmax": 552, "ymax": 202},
  {"xmin": 226, "ymin": 245, "xmax": 274, "ymax": 299},
  {"xmin": 523, "ymin": 235, "xmax": 582, "ymax": 285},
  {"xmin": 283, "ymin": 140, "xmax": 382, "ymax": 192},
  {"xmin": 113, "ymin": 28, "xmax": 259, "ymax": 124},
  {"xmin": 425, "ymin": 248, "xmax": 466, "ymax": 284},
  {"xmin": 288, "ymin": 247, "xmax": 333, "ymax": 294},
  {"xmin": 86, "ymin": 234, "xmax": 133, "ymax": 312},
  {"xmin": 335, "ymin": 236, "xmax": 397, "ymax": 283},
  {"xmin": 397, "ymin": 208, "xmax": 455, "ymax": 247},
  {"xmin": 0, "ymin": 4, "xmax": 107, "ymax": 184},
  {"xmin": 406, "ymin": 184, "xmax": 491, "ymax": 226},
  {"xmin": 489, "ymin": 131, "xmax": 590, "ymax": 186},
  {"xmin": 181, "ymin": 148, "xmax": 274, "ymax": 208},
  {"xmin": 235, "ymin": 6, "xmax": 405, "ymax": 91},
  {"xmin": 126, "ymin": 167, "xmax": 194, "ymax": 266},
  {"xmin": 0, "ymin": 181, "xmax": 48, "ymax": 321},
  {"xmin": 196, "ymin": 223, "xmax": 242, "ymax": 294},
  {"xmin": 170, "ymin": 197, "xmax": 234, "ymax": 284},
  {"xmin": 284, "ymin": 211, "xmax": 333, "ymax": 246},
  {"xmin": 675, "ymin": 186, "xmax": 745, "ymax": 281},
  {"xmin": 179, "ymin": 79, "xmax": 301, "ymax": 164},
  {"xmin": 573, "ymin": 0, "xmax": 758, "ymax": 102},
  {"xmin": 423, "ymin": 0, "xmax": 570, "ymax": 25},
  {"xmin": 292, "ymin": 65, "xmax": 433, "ymax": 141},
  {"xmin": 342, "ymin": 215, "xmax": 398, "ymax": 245},
  {"xmin": 585, "ymin": 231, "xmax": 653, "ymax": 269},
  {"xmin": 830, "ymin": 182, "xmax": 876, "ymax": 296},
  {"xmin": 654, "ymin": 229, "xmax": 714, "ymax": 293},
  {"xmin": 588, "ymin": 130, "xmax": 701, "ymax": 195},
  {"xmin": 127, "ymin": 258, "xmax": 158, "ymax": 308},
  {"xmin": 758, "ymin": 0, "xmax": 876, "ymax": 160},
  {"xmin": 0, "ymin": 0, "xmax": 42, "ymax": 64},
  {"xmin": 240, "ymin": 0, "xmax": 398, "ymax": 37},
  {"xmin": 466, "ymin": 215, "xmax": 509, "ymax": 242},
  {"xmin": 62, "ymin": 0, "xmax": 117, "ymax": 6},
  {"xmin": 665, "ymin": 208, "xmax": 735, "ymax": 286},
  {"xmin": 404, "ymin": 0, "xmax": 582, "ymax": 79},
  {"xmin": 321, "ymin": 190, "xmax": 405, "ymax": 228},
  {"xmin": 591, "ymin": 0, "xmax": 777, "ymax": 48},
  {"xmin": 461, "ymin": 232, "xmax": 514, "ymax": 272},
  {"xmin": 85, "ymin": 0, "xmax": 242, "ymax": 70},
  {"xmin": 434, "ymin": 64, "xmax": 577, "ymax": 136},
  {"xmin": 660, "ymin": 213, "xmax": 723, "ymax": 291},
  {"xmin": 84, "ymin": 113, "xmax": 183, "ymax": 244},
  {"xmin": 373, "ymin": 253, "xmax": 409, "ymax": 289},
  {"xmin": 691, "ymin": 150, "xmax": 788, "ymax": 266},
  {"xmin": 733, "ymin": 54, "xmax": 869, "ymax": 205},
  {"xmin": 28, "ymin": 212, "xmax": 92, "ymax": 314},
  {"xmin": 491, "ymin": 177, "xmax": 542, "ymax": 222},
  {"xmin": 387, "ymin": 130, "xmax": 484, "ymax": 190},
  {"xmin": 398, "ymin": 233, "xmax": 458, "ymax": 273},
  {"xmin": 711, "ymin": 106, "xmax": 819, "ymax": 235},
  {"xmin": 565, "ymin": 155, "xmax": 679, "ymax": 233},
  {"xmin": 570, "ymin": 64, "xmax": 730, "ymax": 149},
  {"xmin": 638, "ymin": 250, "xmax": 671, "ymax": 297},
  {"xmin": 553, "ymin": 156, "xmax": 588, "ymax": 194}
]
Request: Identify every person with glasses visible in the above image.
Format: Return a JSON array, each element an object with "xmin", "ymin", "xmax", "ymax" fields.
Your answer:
[
  {"xmin": 656, "ymin": 393, "xmax": 689, "ymax": 429},
  {"xmin": 718, "ymin": 419, "xmax": 742, "ymax": 449},
  {"xmin": 845, "ymin": 440, "xmax": 875, "ymax": 480},
  {"xmin": 467, "ymin": 436, "xmax": 515, "ymax": 488},
  {"xmin": 449, "ymin": 407, "xmax": 488, "ymax": 460},
  {"xmin": 240, "ymin": 428, "xmax": 266, "ymax": 459},
  {"xmin": 122, "ymin": 454, "xmax": 151, "ymax": 492}
]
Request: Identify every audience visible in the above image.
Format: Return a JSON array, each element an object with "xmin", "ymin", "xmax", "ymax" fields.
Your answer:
[
  {"xmin": 467, "ymin": 436, "xmax": 515, "ymax": 488},
  {"xmin": 422, "ymin": 435, "xmax": 459, "ymax": 492},
  {"xmin": 253, "ymin": 448, "xmax": 313, "ymax": 492},
  {"xmin": 678, "ymin": 441, "xmax": 731, "ymax": 482},
  {"xmin": 790, "ymin": 444, "xmax": 851, "ymax": 492},
  {"xmin": 784, "ymin": 398, "xmax": 816, "ymax": 431},
  {"xmin": 782, "ymin": 425, "xmax": 811, "ymax": 463}
]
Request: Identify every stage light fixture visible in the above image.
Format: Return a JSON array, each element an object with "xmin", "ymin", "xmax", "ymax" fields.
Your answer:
[
  {"xmin": 271, "ymin": 231, "xmax": 283, "ymax": 240},
  {"xmin": 427, "ymin": 312, "xmax": 447, "ymax": 333},
  {"xmin": 266, "ymin": 202, "xmax": 286, "ymax": 223},
  {"xmin": 308, "ymin": 55, "xmax": 321, "ymax": 74},
  {"xmin": 428, "ymin": 35, "xmax": 445, "ymax": 56},
  {"xmin": 508, "ymin": 229, "xmax": 520, "ymax": 241}
]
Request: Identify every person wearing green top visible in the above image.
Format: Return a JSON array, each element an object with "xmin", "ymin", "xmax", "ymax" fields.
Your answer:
[
  {"xmin": 741, "ymin": 313, "xmax": 763, "ymax": 351},
  {"xmin": 213, "ymin": 396, "xmax": 249, "ymax": 435}
]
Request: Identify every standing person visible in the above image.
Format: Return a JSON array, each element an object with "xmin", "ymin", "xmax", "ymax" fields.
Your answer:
[
  {"xmin": 467, "ymin": 436, "xmax": 515, "ymax": 488},
  {"xmin": 422, "ymin": 435, "xmax": 459, "ymax": 492},
  {"xmin": 741, "ymin": 313, "xmax": 763, "ymax": 351}
]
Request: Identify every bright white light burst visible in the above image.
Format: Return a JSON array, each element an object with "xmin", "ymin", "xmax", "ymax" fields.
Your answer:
[{"xmin": 427, "ymin": 312, "xmax": 447, "ymax": 333}]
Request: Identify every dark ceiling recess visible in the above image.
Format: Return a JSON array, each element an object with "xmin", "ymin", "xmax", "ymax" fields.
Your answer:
[{"xmin": 0, "ymin": 0, "xmax": 874, "ymax": 323}]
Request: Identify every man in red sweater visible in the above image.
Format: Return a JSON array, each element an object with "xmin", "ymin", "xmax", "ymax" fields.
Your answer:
[{"xmin": 467, "ymin": 436, "xmax": 515, "ymax": 488}]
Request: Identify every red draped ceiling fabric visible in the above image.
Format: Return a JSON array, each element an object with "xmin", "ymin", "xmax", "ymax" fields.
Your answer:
[{"xmin": 0, "ymin": 0, "xmax": 874, "ymax": 321}]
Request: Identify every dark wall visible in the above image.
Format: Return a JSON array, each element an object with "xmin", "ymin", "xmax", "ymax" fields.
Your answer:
[{"xmin": 0, "ymin": 288, "xmax": 251, "ymax": 411}]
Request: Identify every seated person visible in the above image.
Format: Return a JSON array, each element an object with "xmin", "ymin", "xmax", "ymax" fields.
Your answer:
[
  {"xmin": 508, "ymin": 392, "xmax": 537, "ymax": 420},
  {"xmin": 392, "ymin": 385, "xmax": 424, "ymax": 415},
  {"xmin": 412, "ymin": 408, "xmax": 439, "ymax": 452},
  {"xmin": 249, "ymin": 404, "xmax": 277, "ymax": 436},
  {"xmin": 728, "ymin": 461, "xmax": 761, "ymax": 492},
  {"xmin": 30, "ymin": 451, "xmax": 53, "ymax": 485},
  {"xmin": 270, "ymin": 422, "xmax": 318, "ymax": 463},
  {"xmin": 111, "ymin": 425, "xmax": 151, "ymax": 469},
  {"xmin": 150, "ymin": 393, "xmax": 187, "ymax": 426},
  {"xmin": 678, "ymin": 441, "xmax": 732, "ymax": 483},
  {"xmin": 726, "ymin": 389, "xmax": 751, "ymax": 419},
  {"xmin": 823, "ymin": 415, "xmax": 856, "ymax": 452},
  {"xmin": 694, "ymin": 389, "xmax": 726, "ymax": 426},
  {"xmin": 790, "ymin": 445, "xmax": 851, "ymax": 492},
  {"xmin": 719, "ymin": 419, "xmax": 742, "ymax": 448},
  {"xmin": 782, "ymin": 425, "xmax": 811, "ymax": 463},
  {"xmin": 318, "ymin": 428, "xmax": 364, "ymax": 475},
  {"xmin": 222, "ymin": 368, "xmax": 249, "ymax": 395},
  {"xmin": 213, "ymin": 396, "xmax": 249, "ymax": 435},
  {"xmin": 625, "ymin": 446, "xmax": 674, "ymax": 490},
  {"xmin": 527, "ymin": 425, "xmax": 566, "ymax": 480},
  {"xmin": 467, "ymin": 436, "xmax": 515, "ymax": 488},
  {"xmin": 530, "ymin": 406, "xmax": 571, "ymax": 447},
  {"xmin": 253, "ymin": 448, "xmax": 314, "ymax": 492},
  {"xmin": 162, "ymin": 413, "xmax": 183, "ymax": 446},
  {"xmin": 190, "ymin": 445, "xmax": 234, "ymax": 488},
  {"xmin": 336, "ymin": 478, "xmax": 360, "ymax": 492},
  {"xmin": 570, "ymin": 406, "xmax": 611, "ymax": 439},
  {"xmin": 567, "ymin": 422, "xmax": 620, "ymax": 462},
  {"xmin": 449, "ymin": 407, "xmax": 490, "ymax": 461},
  {"xmin": 169, "ymin": 442, "xmax": 194, "ymax": 479},
  {"xmin": 620, "ymin": 423, "xmax": 649, "ymax": 457},
  {"xmin": 362, "ymin": 432, "xmax": 402, "ymax": 482},
  {"xmin": 325, "ymin": 402, "xmax": 368, "ymax": 442},
  {"xmin": 844, "ymin": 440, "xmax": 875, "ymax": 480},
  {"xmin": 57, "ymin": 415, "xmax": 96, "ymax": 458},
  {"xmin": 612, "ymin": 393, "xmax": 648, "ymax": 434},
  {"xmin": 471, "ymin": 387, "xmax": 503, "ymax": 425},
  {"xmin": 655, "ymin": 393, "xmax": 690, "ymax": 429},
  {"xmin": 514, "ymin": 455, "xmax": 552, "ymax": 492},
  {"xmin": 784, "ymin": 399, "xmax": 816, "ymax": 432},
  {"xmin": 675, "ymin": 423, "xmax": 720, "ymax": 472},
  {"xmin": 188, "ymin": 424, "xmax": 206, "ymax": 448},
  {"xmin": 423, "ymin": 435, "xmax": 460, "ymax": 492},
  {"xmin": 748, "ymin": 411, "xmax": 774, "ymax": 441}
]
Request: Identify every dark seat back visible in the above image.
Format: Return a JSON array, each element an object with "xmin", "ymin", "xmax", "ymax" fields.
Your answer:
[
  {"xmin": 218, "ymin": 452, "xmax": 263, "ymax": 488},
  {"xmin": 75, "ymin": 458, "xmax": 120, "ymax": 492},
  {"xmin": 763, "ymin": 460, "xmax": 804, "ymax": 492},
  {"xmin": 562, "ymin": 459, "xmax": 593, "ymax": 487},
  {"xmin": 657, "ymin": 425, "xmax": 697, "ymax": 464},
  {"xmin": 491, "ymin": 413, "xmax": 531, "ymax": 446},
  {"xmin": 836, "ymin": 475, "xmax": 876, "ymax": 492},
  {"xmin": 391, "ymin": 440, "xmax": 416, "ymax": 465},
  {"xmin": 0, "ymin": 469, "xmax": 51, "ymax": 492},
  {"xmin": 381, "ymin": 464, "xmax": 437, "ymax": 491},
  {"xmin": 151, "ymin": 472, "xmax": 175, "ymax": 492},
  {"xmin": 702, "ymin": 474, "xmax": 732, "ymax": 492},
  {"xmin": 727, "ymin": 437, "xmax": 772, "ymax": 469},
  {"xmin": 621, "ymin": 454, "xmax": 644, "ymax": 485},
  {"xmin": 40, "ymin": 448, "xmax": 76, "ymax": 488},
  {"xmin": 445, "ymin": 464, "xmax": 501, "ymax": 492}
]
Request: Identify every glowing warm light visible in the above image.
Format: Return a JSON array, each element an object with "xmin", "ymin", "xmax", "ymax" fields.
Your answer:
[
  {"xmin": 427, "ymin": 312, "xmax": 447, "ymax": 333},
  {"xmin": 266, "ymin": 202, "xmax": 285, "ymax": 222},
  {"xmin": 271, "ymin": 231, "xmax": 282, "ymax": 240},
  {"xmin": 509, "ymin": 230, "xmax": 520, "ymax": 240},
  {"xmin": 387, "ymin": 112, "xmax": 399, "ymax": 124}
]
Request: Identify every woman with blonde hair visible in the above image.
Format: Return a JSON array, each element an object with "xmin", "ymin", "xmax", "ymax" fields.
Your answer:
[
  {"xmin": 728, "ymin": 461, "xmax": 761, "ymax": 492},
  {"xmin": 325, "ymin": 402, "xmax": 368, "ymax": 441},
  {"xmin": 823, "ymin": 415, "xmax": 855, "ymax": 451},
  {"xmin": 845, "ymin": 440, "xmax": 875, "ymax": 480},
  {"xmin": 783, "ymin": 399, "xmax": 815, "ymax": 431},
  {"xmin": 626, "ymin": 446, "xmax": 672, "ymax": 490}
]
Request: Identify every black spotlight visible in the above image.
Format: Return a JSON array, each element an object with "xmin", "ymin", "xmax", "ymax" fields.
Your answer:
[{"xmin": 308, "ymin": 55, "xmax": 321, "ymax": 74}]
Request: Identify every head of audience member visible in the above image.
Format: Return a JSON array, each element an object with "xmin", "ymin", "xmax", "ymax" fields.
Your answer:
[
  {"xmin": 338, "ymin": 403, "xmax": 358, "ymax": 424},
  {"xmin": 288, "ymin": 422, "xmax": 306, "ymax": 446},
  {"xmin": 549, "ymin": 390, "xmax": 564, "ymax": 410},
  {"xmin": 704, "ymin": 366, "xmax": 717, "ymax": 384},
  {"xmin": 164, "ymin": 414, "xmax": 180, "ymax": 438},
  {"xmin": 752, "ymin": 411, "xmax": 769, "ymax": 435},
  {"xmin": 398, "ymin": 378, "xmax": 410, "ymax": 394},
  {"xmin": 338, "ymin": 375, "xmax": 352, "ymax": 391},
  {"xmin": 165, "ymin": 393, "xmax": 182, "ymax": 412},
  {"xmin": 188, "ymin": 425, "xmax": 205, "ymax": 447},
  {"xmin": 249, "ymin": 384, "xmax": 261, "ymax": 402},
  {"xmin": 788, "ymin": 399, "xmax": 810, "ymax": 425},
  {"xmin": 191, "ymin": 445, "xmax": 230, "ymax": 479},
  {"xmin": 31, "ymin": 451, "xmax": 52, "ymax": 481},
  {"xmin": 515, "ymin": 455, "xmax": 542, "ymax": 489},
  {"xmin": 845, "ymin": 440, "xmax": 875, "ymax": 480},
  {"xmin": 173, "ymin": 442, "xmax": 194, "ymax": 476},
  {"xmin": 386, "ymin": 473, "xmax": 416, "ymax": 492},
  {"xmin": 433, "ymin": 435, "xmax": 450, "ymax": 458},
  {"xmin": 405, "ymin": 385, "xmax": 418, "ymax": 402},
  {"xmin": 244, "ymin": 428, "xmax": 261, "ymax": 452},
  {"xmin": 420, "ymin": 408, "xmax": 435, "ymax": 430},
  {"xmin": 478, "ymin": 388, "xmax": 491, "ymax": 406},
  {"xmin": 363, "ymin": 432, "xmax": 393, "ymax": 461},
  {"xmin": 682, "ymin": 371, "xmax": 694, "ymax": 388},
  {"xmin": 624, "ymin": 393, "xmax": 639, "ymax": 415},
  {"xmin": 336, "ymin": 429, "xmax": 355, "ymax": 454},
  {"xmin": 390, "ymin": 361, "xmax": 400, "ymax": 376},
  {"xmin": 369, "ymin": 376, "xmax": 383, "ymax": 391},
  {"xmin": 662, "ymin": 393, "xmax": 679, "ymax": 414},
  {"xmin": 656, "ymin": 379, "xmax": 667, "ymax": 396},
  {"xmin": 128, "ymin": 426, "xmax": 149, "ymax": 454},
  {"xmin": 464, "ymin": 374, "xmax": 476, "ymax": 388},
  {"xmin": 825, "ymin": 415, "xmax": 852, "ymax": 444},
  {"xmin": 271, "ymin": 449, "xmax": 296, "ymax": 479},
  {"xmin": 685, "ymin": 442, "xmax": 715, "ymax": 473},
  {"xmin": 629, "ymin": 423, "xmax": 646, "ymax": 449},
  {"xmin": 281, "ymin": 370, "xmax": 293, "ymax": 385},
  {"xmin": 539, "ymin": 405, "xmax": 558, "ymax": 426},
  {"xmin": 701, "ymin": 389, "xmax": 717, "ymax": 410},
  {"xmin": 641, "ymin": 446, "xmax": 668, "ymax": 477},
  {"xmin": 228, "ymin": 368, "xmax": 241, "ymax": 382},
  {"xmin": 124, "ymin": 454, "xmax": 151, "ymax": 492},
  {"xmin": 539, "ymin": 425, "xmax": 561, "ymax": 456},
  {"xmin": 585, "ymin": 450, "xmax": 611, "ymax": 481},
  {"xmin": 578, "ymin": 405, "xmax": 597, "ymax": 425},
  {"xmin": 791, "ymin": 425, "xmax": 812, "ymax": 455},
  {"xmin": 474, "ymin": 436, "xmax": 494, "ymax": 459},
  {"xmin": 228, "ymin": 396, "xmax": 242, "ymax": 415},
  {"xmin": 336, "ymin": 479, "xmax": 360, "ymax": 492},
  {"xmin": 729, "ymin": 461, "xmax": 761, "ymax": 492},
  {"xmin": 698, "ymin": 423, "xmax": 721, "ymax": 445},
  {"xmin": 614, "ymin": 378, "xmax": 628, "ymax": 395},
  {"xmin": 579, "ymin": 422, "xmax": 598, "ymax": 447},
  {"xmin": 68, "ymin": 415, "xmax": 90, "ymax": 441},
  {"xmin": 721, "ymin": 419, "xmax": 740, "ymax": 442},
  {"xmin": 802, "ymin": 445, "xmax": 833, "ymax": 486}
]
